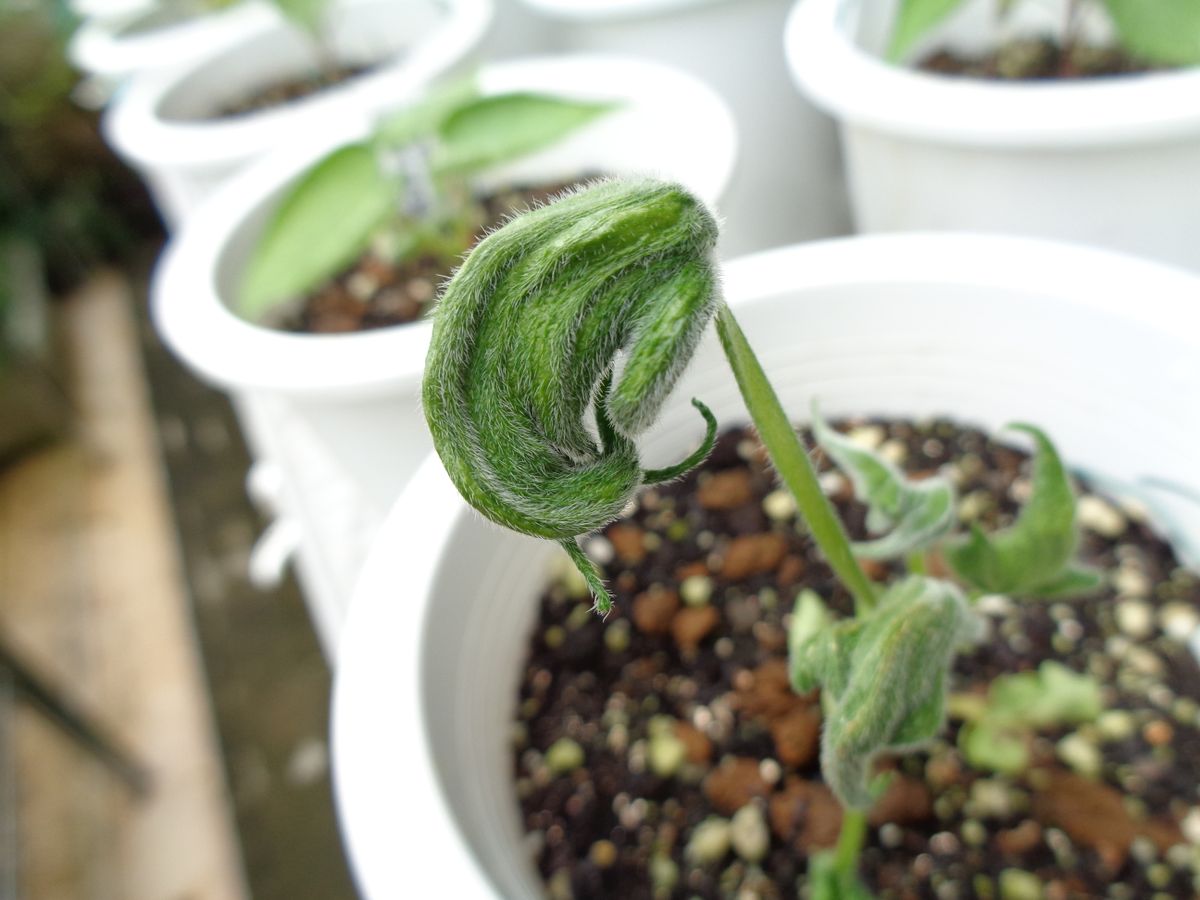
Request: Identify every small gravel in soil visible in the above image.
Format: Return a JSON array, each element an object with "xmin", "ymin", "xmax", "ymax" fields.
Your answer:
[
  {"xmin": 260, "ymin": 178, "xmax": 593, "ymax": 334},
  {"xmin": 918, "ymin": 37, "xmax": 1157, "ymax": 79},
  {"xmin": 513, "ymin": 419, "xmax": 1200, "ymax": 899}
]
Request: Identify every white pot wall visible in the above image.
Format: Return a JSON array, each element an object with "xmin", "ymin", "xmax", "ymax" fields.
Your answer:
[
  {"xmin": 69, "ymin": 0, "xmax": 277, "ymax": 89},
  {"xmin": 518, "ymin": 0, "xmax": 852, "ymax": 257},
  {"xmin": 332, "ymin": 232, "xmax": 1200, "ymax": 899},
  {"xmin": 103, "ymin": 0, "xmax": 492, "ymax": 228},
  {"xmin": 786, "ymin": 0, "xmax": 1200, "ymax": 272},
  {"xmin": 152, "ymin": 54, "xmax": 738, "ymax": 658}
]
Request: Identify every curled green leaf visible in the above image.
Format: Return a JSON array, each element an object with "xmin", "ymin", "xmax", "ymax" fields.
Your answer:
[
  {"xmin": 423, "ymin": 178, "xmax": 721, "ymax": 612},
  {"xmin": 791, "ymin": 576, "xmax": 980, "ymax": 808},
  {"xmin": 945, "ymin": 424, "xmax": 1101, "ymax": 599},
  {"xmin": 812, "ymin": 407, "xmax": 956, "ymax": 561}
]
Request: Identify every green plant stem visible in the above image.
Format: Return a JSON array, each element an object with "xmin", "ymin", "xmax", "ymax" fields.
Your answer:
[
  {"xmin": 906, "ymin": 551, "xmax": 927, "ymax": 575},
  {"xmin": 714, "ymin": 304, "xmax": 876, "ymax": 616},
  {"xmin": 833, "ymin": 808, "xmax": 868, "ymax": 876}
]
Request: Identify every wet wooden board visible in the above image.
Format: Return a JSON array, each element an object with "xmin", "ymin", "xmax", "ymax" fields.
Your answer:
[{"xmin": 0, "ymin": 271, "xmax": 247, "ymax": 900}]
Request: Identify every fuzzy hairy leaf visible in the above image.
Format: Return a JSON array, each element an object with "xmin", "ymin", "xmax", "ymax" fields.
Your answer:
[
  {"xmin": 791, "ymin": 576, "xmax": 979, "ymax": 808},
  {"xmin": 239, "ymin": 143, "xmax": 391, "ymax": 320},
  {"xmin": 432, "ymin": 93, "xmax": 619, "ymax": 176},
  {"xmin": 423, "ymin": 179, "xmax": 721, "ymax": 612},
  {"xmin": 1101, "ymin": 0, "xmax": 1200, "ymax": 66},
  {"xmin": 812, "ymin": 408, "xmax": 956, "ymax": 560},
  {"xmin": 945, "ymin": 424, "xmax": 1100, "ymax": 599},
  {"xmin": 887, "ymin": 0, "xmax": 967, "ymax": 61}
]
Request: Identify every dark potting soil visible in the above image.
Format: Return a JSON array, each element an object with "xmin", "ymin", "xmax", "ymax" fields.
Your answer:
[
  {"xmin": 513, "ymin": 419, "xmax": 1200, "ymax": 899},
  {"xmin": 263, "ymin": 178, "xmax": 594, "ymax": 334},
  {"xmin": 213, "ymin": 65, "xmax": 370, "ymax": 119},
  {"xmin": 917, "ymin": 37, "xmax": 1156, "ymax": 79}
]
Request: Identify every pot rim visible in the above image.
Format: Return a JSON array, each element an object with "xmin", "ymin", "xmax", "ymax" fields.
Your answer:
[
  {"xmin": 149, "ymin": 53, "xmax": 738, "ymax": 400},
  {"xmin": 518, "ymin": 0, "xmax": 729, "ymax": 23},
  {"xmin": 785, "ymin": 0, "xmax": 1200, "ymax": 148},
  {"xmin": 101, "ymin": 0, "xmax": 493, "ymax": 166},
  {"xmin": 69, "ymin": 0, "xmax": 277, "ymax": 79},
  {"xmin": 332, "ymin": 231, "xmax": 1200, "ymax": 900}
]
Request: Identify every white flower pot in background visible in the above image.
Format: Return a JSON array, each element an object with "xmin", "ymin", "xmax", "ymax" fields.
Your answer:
[
  {"xmin": 69, "ymin": 0, "xmax": 277, "ymax": 96},
  {"xmin": 152, "ymin": 54, "xmax": 738, "ymax": 658},
  {"xmin": 102, "ymin": 0, "xmax": 493, "ymax": 228},
  {"xmin": 786, "ymin": 0, "xmax": 1200, "ymax": 272},
  {"xmin": 332, "ymin": 232, "xmax": 1200, "ymax": 898},
  {"xmin": 516, "ymin": 0, "xmax": 852, "ymax": 257}
]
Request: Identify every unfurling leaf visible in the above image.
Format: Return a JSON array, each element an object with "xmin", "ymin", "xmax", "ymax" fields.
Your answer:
[
  {"xmin": 1100, "ymin": 0, "xmax": 1200, "ymax": 66},
  {"xmin": 239, "ymin": 143, "xmax": 391, "ymax": 320},
  {"xmin": 945, "ymin": 424, "xmax": 1101, "ymax": 599},
  {"xmin": 433, "ymin": 93, "xmax": 620, "ymax": 176},
  {"xmin": 886, "ymin": 0, "xmax": 968, "ymax": 62},
  {"xmin": 812, "ymin": 408, "xmax": 956, "ymax": 561},
  {"xmin": 423, "ymin": 179, "xmax": 721, "ymax": 613},
  {"xmin": 790, "ymin": 576, "xmax": 980, "ymax": 808}
]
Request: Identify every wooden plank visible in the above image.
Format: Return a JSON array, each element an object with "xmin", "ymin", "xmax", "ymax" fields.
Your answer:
[{"xmin": 0, "ymin": 271, "xmax": 248, "ymax": 900}]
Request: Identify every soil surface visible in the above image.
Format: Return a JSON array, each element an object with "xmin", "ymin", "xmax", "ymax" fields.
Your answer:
[
  {"xmin": 263, "ymin": 178, "xmax": 594, "ymax": 334},
  {"xmin": 213, "ymin": 65, "xmax": 369, "ymax": 119},
  {"xmin": 918, "ymin": 38, "xmax": 1155, "ymax": 79},
  {"xmin": 513, "ymin": 419, "xmax": 1200, "ymax": 899}
]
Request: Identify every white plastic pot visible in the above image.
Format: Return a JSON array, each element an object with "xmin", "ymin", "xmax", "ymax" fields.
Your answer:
[
  {"xmin": 152, "ymin": 54, "xmax": 738, "ymax": 658},
  {"xmin": 102, "ymin": 0, "xmax": 493, "ymax": 228},
  {"xmin": 332, "ymin": 232, "xmax": 1200, "ymax": 898},
  {"xmin": 786, "ymin": 0, "xmax": 1200, "ymax": 272},
  {"xmin": 516, "ymin": 0, "xmax": 851, "ymax": 257},
  {"xmin": 69, "ymin": 0, "xmax": 277, "ymax": 92}
]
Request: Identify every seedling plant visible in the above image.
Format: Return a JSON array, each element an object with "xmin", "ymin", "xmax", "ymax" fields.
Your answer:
[
  {"xmin": 422, "ymin": 179, "xmax": 1108, "ymax": 896},
  {"xmin": 239, "ymin": 76, "xmax": 615, "ymax": 322},
  {"xmin": 888, "ymin": 0, "xmax": 1200, "ymax": 68}
]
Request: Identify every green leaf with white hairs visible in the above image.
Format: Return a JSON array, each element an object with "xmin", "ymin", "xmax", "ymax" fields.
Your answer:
[
  {"xmin": 424, "ymin": 179, "xmax": 721, "ymax": 614},
  {"xmin": 790, "ymin": 576, "xmax": 980, "ymax": 808},
  {"xmin": 812, "ymin": 407, "xmax": 956, "ymax": 561},
  {"xmin": 945, "ymin": 424, "xmax": 1101, "ymax": 599},
  {"xmin": 886, "ymin": 0, "xmax": 968, "ymax": 62},
  {"xmin": 239, "ymin": 142, "xmax": 392, "ymax": 320},
  {"xmin": 1101, "ymin": 0, "xmax": 1200, "ymax": 66},
  {"xmin": 432, "ymin": 93, "xmax": 620, "ymax": 176}
]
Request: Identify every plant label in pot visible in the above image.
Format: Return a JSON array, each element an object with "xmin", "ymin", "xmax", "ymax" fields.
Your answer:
[
  {"xmin": 151, "ymin": 56, "xmax": 737, "ymax": 658},
  {"xmin": 334, "ymin": 216, "xmax": 1200, "ymax": 897}
]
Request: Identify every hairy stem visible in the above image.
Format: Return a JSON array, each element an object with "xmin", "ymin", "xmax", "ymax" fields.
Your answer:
[
  {"xmin": 714, "ymin": 305, "xmax": 876, "ymax": 616},
  {"xmin": 834, "ymin": 808, "xmax": 868, "ymax": 876}
]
